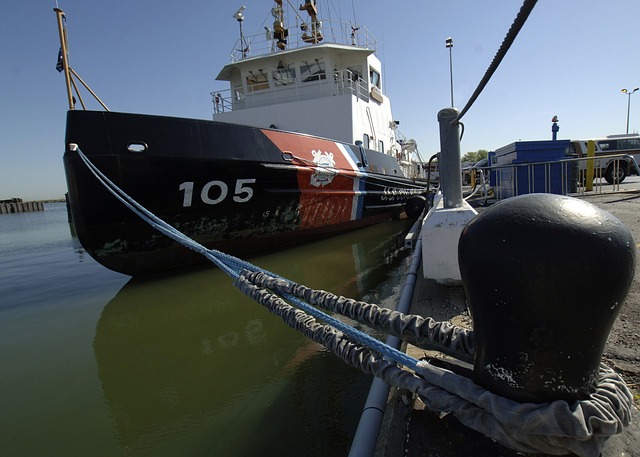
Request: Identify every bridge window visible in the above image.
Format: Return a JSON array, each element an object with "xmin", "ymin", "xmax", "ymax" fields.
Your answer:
[
  {"xmin": 272, "ymin": 66, "xmax": 296, "ymax": 86},
  {"xmin": 369, "ymin": 68, "xmax": 381, "ymax": 88},
  {"xmin": 363, "ymin": 134, "xmax": 370, "ymax": 149},
  {"xmin": 301, "ymin": 60, "xmax": 326, "ymax": 82},
  {"xmin": 246, "ymin": 71, "xmax": 269, "ymax": 92}
]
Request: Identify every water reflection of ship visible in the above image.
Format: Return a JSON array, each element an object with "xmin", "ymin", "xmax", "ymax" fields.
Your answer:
[{"xmin": 93, "ymin": 220, "xmax": 411, "ymax": 455}]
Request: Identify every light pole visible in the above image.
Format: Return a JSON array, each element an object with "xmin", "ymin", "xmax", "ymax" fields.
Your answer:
[
  {"xmin": 621, "ymin": 87, "xmax": 639, "ymax": 134},
  {"xmin": 445, "ymin": 37, "xmax": 454, "ymax": 107}
]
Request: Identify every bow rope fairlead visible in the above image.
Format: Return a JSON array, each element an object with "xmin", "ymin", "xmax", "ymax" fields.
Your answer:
[{"xmin": 70, "ymin": 144, "xmax": 634, "ymax": 457}]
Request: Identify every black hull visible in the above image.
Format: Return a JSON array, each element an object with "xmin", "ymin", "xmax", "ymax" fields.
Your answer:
[{"xmin": 64, "ymin": 110, "xmax": 426, "ymax": 276}]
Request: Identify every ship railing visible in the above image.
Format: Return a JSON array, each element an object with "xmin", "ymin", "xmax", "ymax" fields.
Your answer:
[
  {"xmin": 229, "ymin": 20, "xmax": 376, "ymax": 63},
  {"xmin": 212, "ymin": 69, "xmax": 370, "ymax": 114},
  {"xmin": 469, "ymin": 154, "xmax": 640, "ymax": 202}
]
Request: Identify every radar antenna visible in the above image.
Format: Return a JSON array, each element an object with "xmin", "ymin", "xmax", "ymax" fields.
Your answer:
[{"xmin": 233, "ymin": 6, "xmax": 248, "ymax": 58}]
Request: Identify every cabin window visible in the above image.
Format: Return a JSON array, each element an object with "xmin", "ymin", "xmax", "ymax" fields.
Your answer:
[
  {"xmin": 272, "ymin": 66, "xmax": 296, "ymax": 86},
  {"xmin": 301, "ymin": 60, "xmax": 326, "ymax": 82},
  {"xmin": 246, "ymin": 71, "xmax": 269, "ymax": 92},
  {"xmin": 598, "ymin": 139, "xmax": 640, "ymax": 151},
  {"xmin": 378, "ymin": 140, "xmax": 384, "ymax": 153},
  {"xmin": 616, "ymin": 138, "xmax": 640, "ymax": 150},
  {"xmin": 597, "ymin": 141, "xmax": 614, "ymax": 151},
  {"xmin": 363, "ymin": 134, "xmax": 370, "ymax": 149},
  {"xmin": 369, "ymin": 68, "xmax": 381, "ymax": 88}
]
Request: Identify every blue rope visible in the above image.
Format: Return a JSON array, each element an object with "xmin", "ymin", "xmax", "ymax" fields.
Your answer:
[
  {"xmin": 279, "ymin": 290, "xmax": 419, "ymax": 370},
  {"xmin": 73, "ymin": 145, "xmax": 420, "ymax": 370}
]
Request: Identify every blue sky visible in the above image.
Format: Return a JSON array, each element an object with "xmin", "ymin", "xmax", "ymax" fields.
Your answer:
[{"xmin": 1, "ymin": 0, "xmax": 639, "ymax": 200}]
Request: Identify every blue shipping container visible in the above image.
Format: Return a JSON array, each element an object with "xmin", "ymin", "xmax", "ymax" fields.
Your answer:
[{"xmin": 492, "ymin": 140, "xmax": 573, "ymax": 198}]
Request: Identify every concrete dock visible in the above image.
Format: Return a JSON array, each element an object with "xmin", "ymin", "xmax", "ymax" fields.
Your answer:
[{"xmin": 375, "ymin": 189, "xmax": 640, "ymax": 457}]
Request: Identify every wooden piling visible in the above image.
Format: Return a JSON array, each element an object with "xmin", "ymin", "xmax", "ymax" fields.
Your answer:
[{"xmin": 0, "ymin": 198, "xmax": 46, "ymax": 214}]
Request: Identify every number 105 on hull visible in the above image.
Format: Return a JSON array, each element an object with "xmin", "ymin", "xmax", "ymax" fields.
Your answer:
[{"xmin": 179, "ymin": 179, "xmax": 257, "ymax": 207}]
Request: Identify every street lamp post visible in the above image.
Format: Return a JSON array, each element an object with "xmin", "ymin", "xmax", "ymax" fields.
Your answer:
[
  {"xmin": 621, "ymin": 88, "xmax": 639, "ymax": 134},
  {"xmin": 446, "ymin": 37, "xmax": 454, "ymax": 107}
]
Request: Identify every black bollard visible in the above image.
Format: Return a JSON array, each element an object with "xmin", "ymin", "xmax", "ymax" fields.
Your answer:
[{"xmin": 458, "ymin": 194, "xmax": 636, "ymax": 403}]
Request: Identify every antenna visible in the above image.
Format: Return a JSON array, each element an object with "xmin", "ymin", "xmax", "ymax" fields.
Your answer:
[
  {"xmin": 271, "ymin": 3, "xmax": 288, "ymax": 50},
  {"xmin": 232, "ymin": 5, "xmax": 246, "ymax": 21},
  {"xmin": 233, "ymin": 6, "xmax": 248, "ymax": 58}
]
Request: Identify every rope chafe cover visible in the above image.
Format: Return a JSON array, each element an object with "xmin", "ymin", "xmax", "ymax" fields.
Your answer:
[
  {"xmin": 239, "ymin": 270, "xmax": 475, "ymax": 362},
  {"xmin": 235, "ymin": 270, "xmax": 633, "ymax": 457}
]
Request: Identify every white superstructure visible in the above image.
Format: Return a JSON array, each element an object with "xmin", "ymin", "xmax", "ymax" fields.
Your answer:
[{"xmin": 212, "ymin": 1, "xmax": 424, "ymax": 179}]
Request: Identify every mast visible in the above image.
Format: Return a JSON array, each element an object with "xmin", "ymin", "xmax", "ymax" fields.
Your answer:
[
  {"xmin": 233, "ymin": 6, "xmax": 248, "ymax": 58},
  {"xmin": 299, "ymin": 0, "xmax": 323, "ymax": 44},
  {"xmin": 54, "ymin": 8, "xmax": 74, "ymax": 110},
  {"xmin": 272, "ymin": 0, "xmax": 288, "ymax": 50},
  {"xmin": 52, "ymin": 9, "xmax": 110, "ymax": 111}
]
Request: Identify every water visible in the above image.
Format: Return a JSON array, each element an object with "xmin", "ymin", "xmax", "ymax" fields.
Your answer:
[{"xmin": 0, "ymin": 203, "xmax": 413, "ymax": 456}]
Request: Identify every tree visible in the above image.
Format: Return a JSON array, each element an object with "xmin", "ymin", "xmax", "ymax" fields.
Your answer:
[{"xmin": 461, "ymin": 149, "xmax": 488, "ymax": 163}]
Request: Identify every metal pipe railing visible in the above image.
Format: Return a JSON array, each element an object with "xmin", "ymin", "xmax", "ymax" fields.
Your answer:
[
  {"xmin": 212, "ymin": 69, "xmax": 369, "ymax": 114},
  {"xmin": 228, "ymin": 20, "xmax": 377, "ymax": 62},
  {"xmin": 470, "ymin": 153, "xmax": 640, "ymax": 201}
]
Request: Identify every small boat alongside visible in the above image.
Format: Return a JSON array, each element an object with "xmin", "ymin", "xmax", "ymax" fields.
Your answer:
[{"xmin": 56, "ymin": 1, "xmax": 429, "ymax": 276}]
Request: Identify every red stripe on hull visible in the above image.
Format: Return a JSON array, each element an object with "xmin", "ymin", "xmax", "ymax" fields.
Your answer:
[{"xmin": 261, "ymin": 130, "xmax": 359, "ymax": 229}]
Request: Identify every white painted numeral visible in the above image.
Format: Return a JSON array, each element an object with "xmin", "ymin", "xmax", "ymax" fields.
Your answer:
[
  {"xmin": 201, "ymin": 180, "xmax": 228, "ymax": 205},
  {"xmin": 179, "ymin": 181, "xmax": 194, "ymax": 207},
  {"xmin": 179, "ymin": 179, "xmax": 256, "ymax": 207},
  {"xmin": 233, "ymin": 179, "xmax": 256, "ymax": 203}
]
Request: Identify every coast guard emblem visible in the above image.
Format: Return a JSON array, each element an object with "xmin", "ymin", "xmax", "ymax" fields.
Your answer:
[{"xmin": 310, "ymin": 150, "xmax": 336, "ymax": 187}]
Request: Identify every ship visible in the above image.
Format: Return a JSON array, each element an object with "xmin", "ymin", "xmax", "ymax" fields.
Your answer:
[{"xmin": 56, "ymin": 1, "xmax": 430, "ymax": 276}]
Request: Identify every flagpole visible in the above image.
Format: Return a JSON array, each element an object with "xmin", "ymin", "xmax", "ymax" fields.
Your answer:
[{"xmin": 54, "ymin": 8, "xmax": 74, "ymax": 110}]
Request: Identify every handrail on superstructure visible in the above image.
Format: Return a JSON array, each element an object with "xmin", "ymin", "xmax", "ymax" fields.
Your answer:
[
  {"xmin": 212, "ymin": 68, "xmax": 370, "ymax": 114},
  {"xmin": 229, "ymin": 19, "xmax": 376, "ymax": 63}
]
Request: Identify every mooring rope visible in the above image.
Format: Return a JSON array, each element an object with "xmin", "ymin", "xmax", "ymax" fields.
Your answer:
[
  {"xmin": 453, "ymin": 0, "xmax": 538, "ymax": 124},
  {"xmin": 72, "ymin": 144, "xmax": 632, "ymax": 457},
  {"xmin": 72, "ymin": 144, "xmax": 426, "ymax": 371},
  {"xmin": 238, "ymin": 270, "xmax": 475, "ymax": 363}
]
